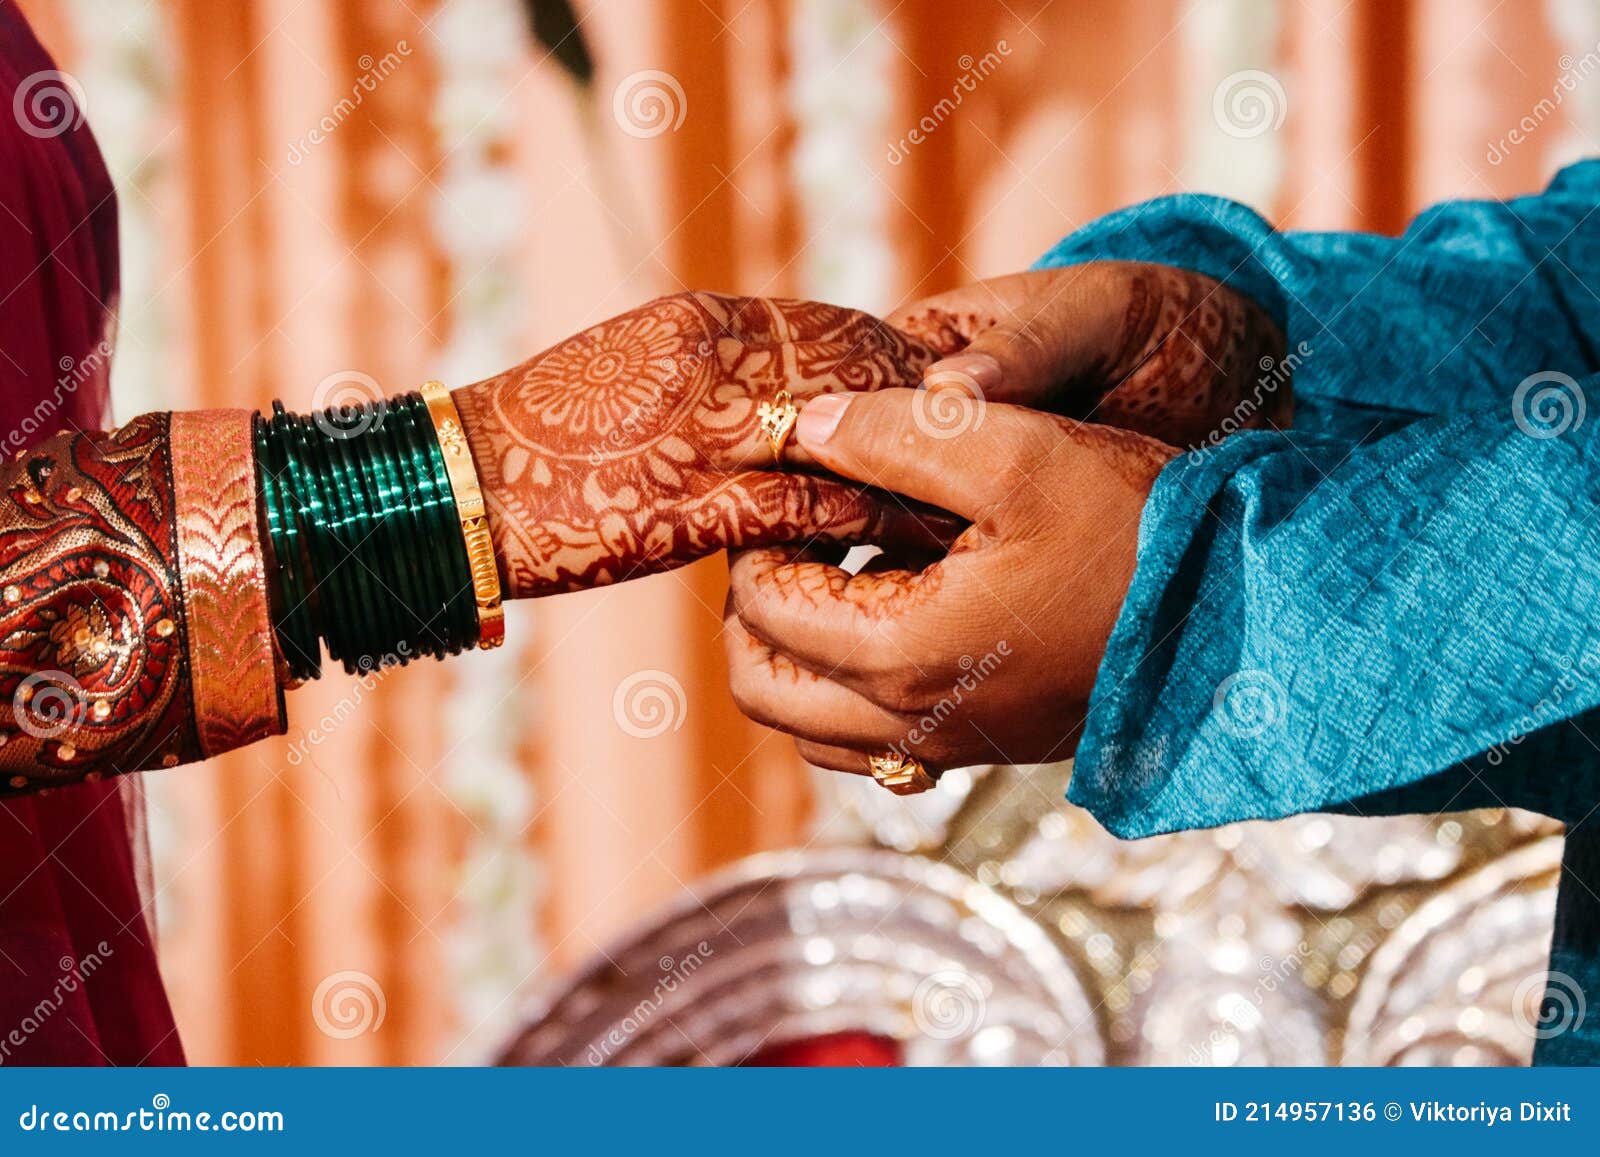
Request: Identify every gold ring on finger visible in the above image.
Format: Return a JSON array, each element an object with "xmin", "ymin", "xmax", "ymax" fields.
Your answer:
[
  {"xmin": 756, "ymin": 389, "xmax": 799, "ymax": 466},
  {"xmin": 868, "ymin": 749, "xmax": 937, "ymax": 795}
]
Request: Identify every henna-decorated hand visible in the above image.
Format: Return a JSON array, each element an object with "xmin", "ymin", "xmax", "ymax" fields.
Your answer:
[
  {"xmin": 723, "ymin": 388, "xmax": 1176, "ymax": 775},
  {"xmin": 454, "ymin": 292, "xmax": 955, "ymax": 597},
  {"xmin": 887, "ymin": 262, "xmax": 1290, "ymax": 448}
]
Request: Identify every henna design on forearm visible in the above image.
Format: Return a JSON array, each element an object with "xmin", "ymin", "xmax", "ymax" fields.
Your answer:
[{"xmin": 455, "ymin": 291, "xmax": 945, "ymax": 598}]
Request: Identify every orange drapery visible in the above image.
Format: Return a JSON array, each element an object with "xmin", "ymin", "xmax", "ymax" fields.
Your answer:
[{"xmin": 15, "ymin": 0, "xmax": 1592, "ymax": 1063}]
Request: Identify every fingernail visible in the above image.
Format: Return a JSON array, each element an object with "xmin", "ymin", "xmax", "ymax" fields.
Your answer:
[
  {"xmin": 796, "ymin": 394, "xmax": 849, "ymax": 447},
  {"xmin": 927, "ymin": 353, "xmax": 1001, "ymax": 393}
]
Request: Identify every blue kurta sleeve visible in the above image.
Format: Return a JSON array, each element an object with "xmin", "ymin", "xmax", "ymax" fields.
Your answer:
[
  {"xmin": 1041, "ymin": 166, "xmax": 1600, "ymax": 1066},
  {"xmin": 1034, "ymin": 160, "xmax": 1600, "ymax": 837}
]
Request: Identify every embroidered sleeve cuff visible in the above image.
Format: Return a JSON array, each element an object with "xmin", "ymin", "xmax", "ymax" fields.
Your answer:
[{"xmin": 168, "ymin": 410, "xmax": 285, "ymax": 758}]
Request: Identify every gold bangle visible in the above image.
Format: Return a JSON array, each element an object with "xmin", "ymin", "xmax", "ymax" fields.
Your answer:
[{"xmin": 420, "ymin": 380, "xmax": 506, "ymax": 649}]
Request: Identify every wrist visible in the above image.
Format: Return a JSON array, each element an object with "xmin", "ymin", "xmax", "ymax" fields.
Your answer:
[{"xmin": 452, "ymin": 375, "xmax": 546, "ymax": 601}]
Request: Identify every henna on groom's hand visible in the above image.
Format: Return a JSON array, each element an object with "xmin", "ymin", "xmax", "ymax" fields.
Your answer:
[{"xmin": 887, "ymin": 261, "xmax": 1290, "ymax": 448}]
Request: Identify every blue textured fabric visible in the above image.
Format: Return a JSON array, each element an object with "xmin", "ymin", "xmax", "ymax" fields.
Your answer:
[{"xmin": 1036, "ymin": 161, "xmax": 1600, "ymax": 1065}]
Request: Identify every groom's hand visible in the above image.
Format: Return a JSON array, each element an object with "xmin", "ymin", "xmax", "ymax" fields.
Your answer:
[
  {"xmin": 723, "ymin": 387, "xmax": 1175, "ymax": 775},
  {"xmin": 887, "ymin": 262, "xmax": 1290, "ymax": 448}
]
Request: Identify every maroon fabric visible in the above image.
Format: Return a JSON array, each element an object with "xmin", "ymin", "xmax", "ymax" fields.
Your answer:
[{"xmin": 0, "ymin": 2, "xmax": 182, "ymax": 1065}]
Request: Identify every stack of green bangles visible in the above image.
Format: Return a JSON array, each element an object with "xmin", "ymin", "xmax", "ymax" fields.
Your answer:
[{"xmin": 253, "ymin": 393, "xmax": 480, "ymax": 681}]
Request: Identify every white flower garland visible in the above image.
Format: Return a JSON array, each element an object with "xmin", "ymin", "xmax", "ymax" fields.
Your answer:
[{"xmin": 429, "ymin": 0, "xmax": 543, "ymax": 1058}]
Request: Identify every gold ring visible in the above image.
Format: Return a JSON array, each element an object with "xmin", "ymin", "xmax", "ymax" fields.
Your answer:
[
  {"xmin": 868, "ymin": 750, "xmax": 937, "ymax": 795},
  {"xmin": 756, "ymin": 389, "xmax": 799, "ymax": 466}
]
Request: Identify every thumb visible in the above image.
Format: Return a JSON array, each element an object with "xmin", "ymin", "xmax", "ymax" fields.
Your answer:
[
  {"xmin": 794, "ymin": 388, "xmax": 1051, "ymax": 521},
  {"xmin": 915, "ymin": 268, "xmax": 1123, "ymax": 408}
]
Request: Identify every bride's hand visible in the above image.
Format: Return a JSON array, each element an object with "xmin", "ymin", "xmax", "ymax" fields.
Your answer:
[{"xmin": 455, "ymin": 292, "xmax": 952, "ymax": 597}]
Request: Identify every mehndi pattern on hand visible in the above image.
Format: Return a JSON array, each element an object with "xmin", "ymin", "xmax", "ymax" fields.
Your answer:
[{"xmin": 455, "ymin": 291, "xmax": 953, "ymax": 596}]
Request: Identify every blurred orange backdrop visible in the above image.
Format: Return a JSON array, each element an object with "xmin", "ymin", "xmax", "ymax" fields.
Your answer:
[{"xmin": 15, "ymin": 0, "xmax": 1594, "ymax": 1063}]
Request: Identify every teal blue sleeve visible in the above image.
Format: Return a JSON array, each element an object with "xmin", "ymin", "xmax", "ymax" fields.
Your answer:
[
  {"xmin": 1032, "ymin": 161, "xmax": 1600, "ymax": 837},
  {"xmin": 1040, "ymin": 165, "xmax": 1600, "ymax": 1067}
]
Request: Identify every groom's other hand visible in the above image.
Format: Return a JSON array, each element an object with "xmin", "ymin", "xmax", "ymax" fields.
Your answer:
[
  {"xmin": 723, "ymin": 387, "xmax": 1175, "ymax": 775},
  {"xmin": 886, "ymin": 263, "xmax": 1290, "ymax": 448}
]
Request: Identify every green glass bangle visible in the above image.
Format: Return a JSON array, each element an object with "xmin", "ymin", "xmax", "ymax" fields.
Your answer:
[
  {"xmin": 317, "ymin": 413, "xmax": 387, "ymax": 666},
  {"xmin": 253, "ymin": 391, "xmax": 480, "ymax": 679},
  {"xmin": 387, "ymin": 399, "xmax": 456, "ymax": 660},
  {"xmin": 407, "ymin": 400, "xmax": 481, "ymax": 648},
  {"xmin": 355, "ymin": 411, "xmax": 425, "ymax": 662},
  {"xmin": 255, "ymin": 407, "xmax": 318, "ymax": 676},
  {"xmin": 396, "ymin": 393, "xmax": 480, "ymax": 655}
]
